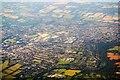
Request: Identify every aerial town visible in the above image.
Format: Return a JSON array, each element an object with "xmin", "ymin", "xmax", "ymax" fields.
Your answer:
[{"xmin": 0, "ymin": 2, "xmax": 120, "ymax": 80}]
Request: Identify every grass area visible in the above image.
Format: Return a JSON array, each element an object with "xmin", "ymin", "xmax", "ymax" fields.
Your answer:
[
  {"xmin": 65, "ymin": 50, "xmax": 73, "ymax": 53},
  {"xmin": 57, "ymin": 60, "xmax": 71, "ymax": 65},
  {"xmin": 32, "ymin": 59, "xmax": 41, "ymax": 63},
  {"xmin": 39, "ymin": 13, "xmax": 46, "ymax": 16},
  {"xmin": 17, "ymin": 18, "xmax": 26, "ymax": 22},
  {"xmin": 4, "ymin": 69, "xmax": 14, "ymax": 74},
  {"xmin": 58, "ymin": 58, "xmax": 74, "ymax": 65},
  {"xmin": 11, "ymin": 70, "xmax": 21, "ymax": 76},
  {"xmin": 3, "ymin": 75, "xmax": 16, "ymax": 79},
  {"xmin": 43, "ymin": 73, "xmax": 49, "ymax": 76},
  {"xmin": 86, "ymin": 60, "xmax": 93, "ymax": 63},
  {"xmin": 64, "ymin": 70, "xmax": 81, "ymax": 76},
  {"xmin": 78, "ymin": 52, "xmax": 83, "ymax": 55},
  {"xmin": 0, "ymin": 64, "xmax": 2, "ymax": 71},
  {"xmin": 108, "ymin": 46, "xmax": 120, "ymax": 52},
  {"xmin": 53, "ymin": 69, "xmax": 67, "ymax": 73},
  {"xmin": 84, "ymin": 74, "xmax": 89, "ymax": 78},
  {"xmin": 77, "ymin": 73, "xmax": 83, "ymax": 77},
  {"xmin": 2, "ymin": 60, "xmax": 9, "ymax": 70},
  {"xmin": 74, "ymin": 60, "xmax": 78, "ymax": 63},
  {"xmin": 2, "ymin": 73, "xmax": 8, "ymax": 77},
  {"xmin": 3, "ymin": 38, "xmax": 16, "ymax": 45},
  {"xmin": 8, "ymin": 64, "xmax": 22, "ymax": 71},
  {"xmin": 64, "ymin": 14, "xmax": 74, "ymax": 20},
  {"xmin": 28, "ymin": 34, "xmax": 38, "ymax": 38},
  {"xmin": 27, "ymin": 78, "xmax": 33, "ymax": 80},
  {"xmin": 83, "ymin": 73, "xmax": 103, "ymax": 79},
  {"xmin": 72, "ymin": 51, "xmax": 77, "ymax": 54},
  {"xmin": 38, "ymin": 33, "xmax": 49, "ymax": 38},
  {"xmin": 3, "ymin": 64, "xmax": 22, "ymax": 78}
]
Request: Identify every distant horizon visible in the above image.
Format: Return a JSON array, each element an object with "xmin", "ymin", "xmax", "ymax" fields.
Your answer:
[{"xmin": 1, "ymin": 0, "xmax": 120, "ymax": 2}]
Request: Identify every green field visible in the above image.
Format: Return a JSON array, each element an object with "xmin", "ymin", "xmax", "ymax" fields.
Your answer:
[
  {"xmin": 64, "ymin": 14, "xmax": 74, "ymax": 20},
  {"xmin": 53, "ymin": 69, "xmax": 67, "ymax": 73},
  {"xmin": 57, "ymin": 60, "xmax": 71, "ymax": 65}
]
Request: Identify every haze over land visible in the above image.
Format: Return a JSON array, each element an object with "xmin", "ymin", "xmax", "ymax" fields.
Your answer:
[
  {"xmin": 1, "ymin": 0, "xmax": 120, "ymax": 2},
  {"xmin": 1, "ymin": 1, "xmax": 120, "ymax": 80}
]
